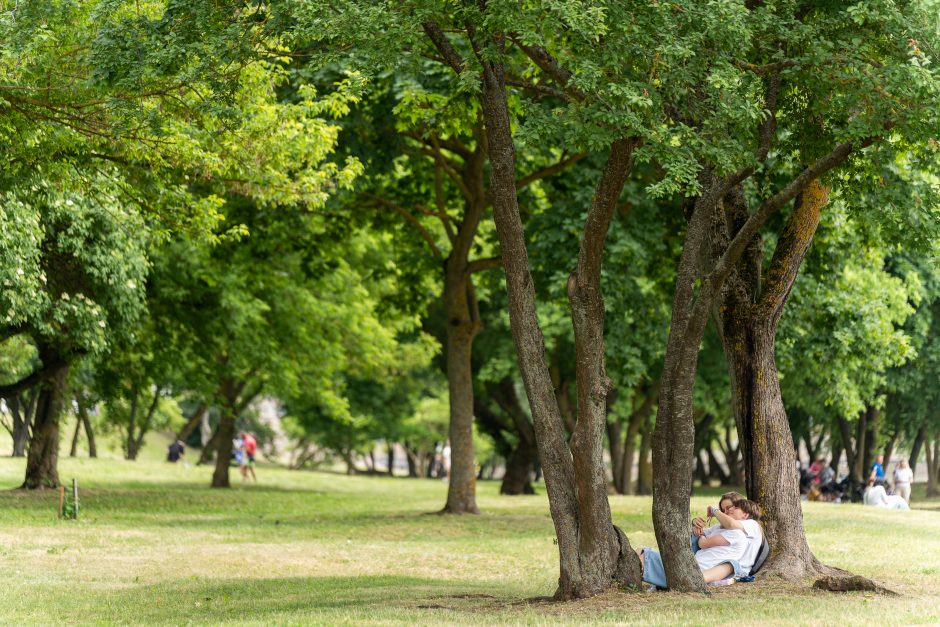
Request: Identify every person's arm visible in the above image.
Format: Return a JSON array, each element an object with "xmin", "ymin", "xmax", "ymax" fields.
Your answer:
[
  {"xmin": 713, "ymin": 509, "xmax": 745, "ymax": 530},
  {"xmin": 697, "ymin": 533, "xmax": 731, "ymax": 549}
]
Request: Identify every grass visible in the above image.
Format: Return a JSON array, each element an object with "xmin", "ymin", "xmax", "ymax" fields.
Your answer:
[{"xmin": 1, "ymin": 437, "xmax": 939, "ymax": 625}]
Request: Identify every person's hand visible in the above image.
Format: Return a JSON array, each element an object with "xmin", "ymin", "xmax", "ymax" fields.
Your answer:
[
  {"xmin": 692, "ymin": 516, "xmax": 706, "ymax": 535},
  {"xmin": 693, "ymin": 525, "xmax": 704, "ymax": 537}
]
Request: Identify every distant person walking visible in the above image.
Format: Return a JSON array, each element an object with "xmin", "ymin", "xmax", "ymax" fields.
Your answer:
[
  {"xmin": 893, "ymin": 460, "xmax": 914, "ymax": 504},
  {"xmin": 240, "ymin": 431, "xmax": 257, "ymax": 481},
  {"xmin": 870, "ymin": 454, "xmax": 886, "ymax": 482}
]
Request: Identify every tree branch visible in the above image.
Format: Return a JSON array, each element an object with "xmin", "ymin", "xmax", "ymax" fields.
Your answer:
[
  {"xmin": 0, "ymin": 355, "xmax": 68, "ymax": 398},
  {"xmin": 507, "ymin": 36, "xmax": 585, "ymax": 103},
  {"xmin": 757, "ymin": 180, "xmax": 829, "ymax": 322},
  {"xmin": 517, "ymin": 152, "xmax": 588, "ymax": 190},
  {"xmin": 422, "ymin": 22, "xmax": 466, "ymax": 75},
  {"xmin": 467, "ymin": 257, "xmax": 502, "ymax": 274},
  {"xmin": 364, "ymin": 194, "xmax": 443, "ymax": 259}
]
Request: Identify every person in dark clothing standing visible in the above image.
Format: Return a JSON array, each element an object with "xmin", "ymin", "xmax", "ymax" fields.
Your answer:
[{"xmin": 167, "ymin": 440, "xmax": 185, "ymax": 463}]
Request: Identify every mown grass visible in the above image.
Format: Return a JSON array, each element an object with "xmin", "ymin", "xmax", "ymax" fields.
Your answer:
[{"xmin": 1, "ymin": 440, "xmax": 939, "ymax": 625}]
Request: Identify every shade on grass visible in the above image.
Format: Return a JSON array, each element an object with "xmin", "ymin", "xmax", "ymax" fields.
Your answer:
[{"xmin": 0, "ymin": 449, "xmax": 938, "ymax": 625}]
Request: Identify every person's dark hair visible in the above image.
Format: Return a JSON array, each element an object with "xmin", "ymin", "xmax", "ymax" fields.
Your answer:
[
  {"xmin": 732, "ymin": 498, "xmax": 762, "ymax": 521},
  {"xmin": 719, "ymin": 491, "xmax": 745, "ymax": 507}
]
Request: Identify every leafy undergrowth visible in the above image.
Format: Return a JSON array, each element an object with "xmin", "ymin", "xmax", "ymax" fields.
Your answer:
[{"xmin": 1, "ymin": 453, "xmax": 938, "ymax": 625}]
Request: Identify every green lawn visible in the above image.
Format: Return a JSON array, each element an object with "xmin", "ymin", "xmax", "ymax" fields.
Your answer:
[{"xmin": 1, "ymin": 444, "xmax": 938, "ymax": 625}]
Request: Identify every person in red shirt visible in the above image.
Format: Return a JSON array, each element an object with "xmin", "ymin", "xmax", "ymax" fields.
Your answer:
[{"xmin": 240, "ymin": 431, "xmax": 257, "ymax": 481}]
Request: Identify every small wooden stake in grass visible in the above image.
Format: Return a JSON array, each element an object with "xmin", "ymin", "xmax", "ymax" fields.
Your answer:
[
  {"xmin": 72, "ymin": 479, "xmax": 79, "ymax": 520},
  {"xmin": 58, "ymin": 485, "xmax": 65, "ymax": 518}
]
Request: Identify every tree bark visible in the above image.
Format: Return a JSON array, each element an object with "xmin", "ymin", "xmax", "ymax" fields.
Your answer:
[
  {"xmin": 177, "ymin": 404, "xmax": 208, "ymax": 442},
  {"xmin": 128, "ymin": 387, "xmax": 161, "ymax": 461},
  {"xmin": 76, "ymin": 394, "xmax": 97, "ymax": 458},
  {"xmin": 714, "ymin": 181, "xmax": 833, "ymax": 580},
  {"xmin": 653, "ymin": 175, "xmax": 723, "ymax": 593},
  {"xmin": 211, "ymin": 408, "xmax": 236, "ymax": 488},
  {"xmin": 69, "ymin": 413, "xmax": 82, "ymax": 457},
  {"xmin": 837, "ymin": 416, "xmax": 859, "ymax": 481},
  {"xmin": 926, "ymin": 433, "xmax": 940, "ymax": 497},
  {"xmin": 468, "ymin": 28, "xmax": 641, "ymax": 597},
  {"xmin": 442, "ymin": 268, "xmax": 482, "ymax": 513},
  {"xmin": 125, "ymin": 387, "xmax": 140, "ymax": 461},
  {"xmin": 909, "ymin": 425, "xmax": 926, "ymax": 473},
  {"xmin": 8, "ymin": 392, "xmax": 36, "ymax": 457},
  {"xmin": 638, "ymin": 415, "xmax": 654, "ymax": 495},
  {"xmin": 607, "ymin": 419, "xmax": 624, "ymax": 493},
  {"xmin": 210, "ymin": 378, "xmax": 243, "ymax": 488},
  {"xmin": 386, "ymin": 442, "xmax": 395, "ymax": 476},
  {"xmin": 22, "ymin": 362, "xmax": 70, "ymax": 489}
]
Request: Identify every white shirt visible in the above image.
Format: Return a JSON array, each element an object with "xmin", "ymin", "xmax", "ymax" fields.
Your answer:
[
  {"xmin": 698, "ymin": 519, "xmax": 762, "ymax": 574},
  {"xmin": 736, "ymin": 519, "xmax": 763, "ymax": 573},
  {"xmin": 894, "ymin": 468, "xmax": 913, "ymax": 486},
  {"xmin": 695, "ymin": 528, "xmax": 746, "ymax": 571},
  {"xmin": 866, "ymin": 485, "xmax": 888, "ymax": 507}
]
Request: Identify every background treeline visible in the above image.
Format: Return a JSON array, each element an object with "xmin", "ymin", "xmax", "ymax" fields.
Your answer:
[{"xmin": 2, "ymin": 0, "xmax": 940, "ymax": 596}]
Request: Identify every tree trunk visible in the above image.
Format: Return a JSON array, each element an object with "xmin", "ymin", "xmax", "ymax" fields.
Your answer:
[
  {"xmin": 211, "ymin": 408, "xmax": 236, "ymax": 488},
  {"xmin": 128, "ymin": 387, "xmax": 161, "ymax": 461},
  {"xmin": 619, "ymin": 382, "xmax": 657, "ymax": 495},
  {"xmin": 76, "ymin": 394, "xmax": 97, "ymax": 458},
  {"xmin": 486, "ymin": 378, "xmax": 539, "ymax": 496},
  {"xmin": 199, "ymin": 425, "xmax": 220, "ymax": 464},
  {"xmin": 607, "ymin": 419, "xmax": 624, "ymax": 493},
  {"xmin": 638, "ymin": 415, "xmax": 653, "ymax": 495},
  {"xmin": 469, "ymin": 33, "xmax": 641, "ymax": 597},
  {"xmin": 652, "ymin": 175, "xmax": 726, "ymax": 593},
  {"xmin": 69, "ymin": 413, "xmax": 82, "ymax": 457},
  {"xmin": 177, "ymin": 404, "xmax": 208, "ymax": 442},
  {"xmin": 441, "ymin": 270, "xmax": 481, "ymax": 513},
  {"xmin": 9, "ymin": 393, "xmax": 36, "ymax": 457},
  {"xmin": 404, "ymin": 442, "xmax": 419, "ymax": 478},
  {"xmin": 909, "ymin": 425, "xmax": 926, "ymax": 473},
  {"xmin": 386, "ymin": 442, "xmax": 395, "ymax": 476},
  {"xmin": 853, "ymin": 409, "xmax": 868, "ymax": 481},
  {"xmin": 210, "ymin": 379, "xmax": 243, "ymax": 488},
  {"xmin": 715, "ymin": 181, "xmax": 832, "ymax": 580},
  {"xmin": 22, "ymin": 363, "xmax": 69, "ymax": 489},
  {"xmin": 837, "ymin": 416, "xmax": 859, "ymax": 481},
  {"xmin": 125, "ymin": 389, "xmax": 140, "ymax": 461},
  {"xmin": 925, "ymin": 433, "xmax": 940, "ymax": 497},
  {"xmin": 501, "ymin": 435, "xmax": 537, "ymax": 495}
]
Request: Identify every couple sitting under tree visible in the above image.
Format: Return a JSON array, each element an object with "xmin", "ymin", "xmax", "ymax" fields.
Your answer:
[{"xmin": 638, "ymin": 491, "xmax": 766, "ymax": 589}]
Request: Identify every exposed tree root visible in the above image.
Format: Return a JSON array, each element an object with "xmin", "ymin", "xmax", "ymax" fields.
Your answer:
[
  {"xmin": 812, "ymin": 575, "xmax": 897, "ymax": 596},
  {"xmin": 758, "ymin": 555, "xmax": 896, "ymax": 596}
]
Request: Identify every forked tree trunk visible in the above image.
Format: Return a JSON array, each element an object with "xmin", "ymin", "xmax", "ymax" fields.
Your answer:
[
  {"xmin": 177, "ymin": 404, "xmax": 208, "ymax": 442},
  {"xmin": 22, "ymin": 364, "xmax": 70, "ymax": 489},
  {"xmin": 464, "ymin": 27, "xmax": 642, "ymax": 597},
  {"xmin": 715, "ymin": 181, "xmax": 836, "ymax": 579},
  {"xmin": 127, "ymin": 387, "xmax": 161, "ymax": 461}
]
